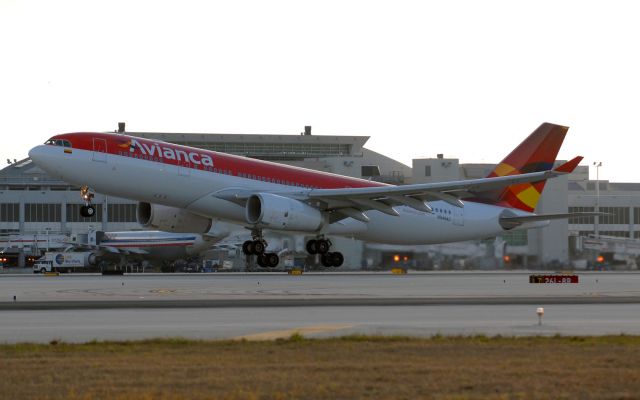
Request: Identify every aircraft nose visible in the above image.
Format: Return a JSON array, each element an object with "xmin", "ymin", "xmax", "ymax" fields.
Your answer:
[
  {"xmin": 28, "ymin": 145, "xmax": 47, "ymax": 164},
  {"xmin": 29, "ymin": 144, "xmax": 58, "ymax": 173},
  {"xmin": 29, "ymin": 144, "xmax": 64, "ymax": 178}
]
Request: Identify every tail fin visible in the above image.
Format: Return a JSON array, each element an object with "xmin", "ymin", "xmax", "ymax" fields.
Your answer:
[{"xmin": 483, "ymin": 122, "xmax": 569, "ymax": 212}]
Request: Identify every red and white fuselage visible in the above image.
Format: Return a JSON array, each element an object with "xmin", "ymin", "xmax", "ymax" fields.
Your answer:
[{"xmin": 28, "ymin": 130, "xmax": 561, "ymax": 246}]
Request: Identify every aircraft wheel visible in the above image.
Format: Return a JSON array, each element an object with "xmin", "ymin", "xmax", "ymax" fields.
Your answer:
[
  {"xmin": 330, "ymin": 252, "xmax": 344, "ymax": 268},
  {"xmin": 253, "ymin": 240, "xmax": 265, "ymax": 255},
  {"xmin": 316, "ymin": 239, "xmax": 330, "ymax": 254},
  {"xmin": 80, "ymin": 205, "xmax": 95, "ymax": 218},
  {"xmin": 257, "ymin": 254, "xmax": 267, "ymax": 268},
  {"xmin": 266, "ymin": 253, "xmax": 279, "ymax": 268},
  {"xmin": 242, "ymin": 240, "xmax": 254, "ymax": 255},
  {"xmin": 320, "ymin": 253, "xmax": 333, "ymax": 267},
  {"xmin": 306, "ymin": 239, "xmax": 318, "ymax": 254}
]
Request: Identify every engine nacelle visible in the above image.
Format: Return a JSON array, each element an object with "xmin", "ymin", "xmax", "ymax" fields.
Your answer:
[
  {"xmin": 137, "ymin": 202, "xmax": 212, "ymax": 233},
  {"xmin": 246, "ymin": 193, "xmax": 324, "ymax": 232}
]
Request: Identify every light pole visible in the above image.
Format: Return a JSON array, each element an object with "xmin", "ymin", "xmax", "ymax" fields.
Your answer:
[{"xmin": 593, "ymin": 161, "xmax": 602, "ymax": 238}]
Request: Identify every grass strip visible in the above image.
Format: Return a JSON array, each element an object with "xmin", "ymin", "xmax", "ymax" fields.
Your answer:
[{"xmin": 2, "ymin": 334, "xmax": 639, "ymax": 399}]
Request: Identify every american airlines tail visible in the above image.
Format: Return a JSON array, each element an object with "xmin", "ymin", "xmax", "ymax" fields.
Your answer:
[{"xmin": 479, "ymin": 123, "xmax": 569, "ymax": 212}]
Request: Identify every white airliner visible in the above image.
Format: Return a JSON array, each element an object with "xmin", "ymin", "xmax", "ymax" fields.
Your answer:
[
  {"xmin": 0, "ymin": 230, "xmax": 213, "ymax": 259},
  {"xmin": 29, "ymin": 123, "xmax": 586, "ymax": 268},
  {"xmin": 83, "ymin": 229, "xmax": 229, "ymax": 260}
]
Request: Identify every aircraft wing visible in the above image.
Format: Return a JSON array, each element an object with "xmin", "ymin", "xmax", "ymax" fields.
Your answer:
[
  {"xmin": 311, "ymin": 170, "xmax": 560, "ymax": 201},
  {"xmin": 213, "ymin": 157, "xmax": 582, "ymax": 222},
  {"xmin": 60, "ymin": 241, "xmax": 104, "ymax": 252},
  {"xmin": 60, "ymin": 241, "xmax": 149, "ymax": 255},
  {"xmin": 118, "ymin": 247, "xmax": 149, "ymax": 255},
  {"xmin": 311, "ymin": 156, "xmax": 583, "ymax": 202},
  {"xmin": 304, "ymin": 158, "xmax": 582, "ymax": 221}
]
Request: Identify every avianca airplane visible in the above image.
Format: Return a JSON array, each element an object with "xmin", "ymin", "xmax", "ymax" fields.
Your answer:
[{"xmin": 29, "ymin": 123, "xmax": 585, "ymax": 268}]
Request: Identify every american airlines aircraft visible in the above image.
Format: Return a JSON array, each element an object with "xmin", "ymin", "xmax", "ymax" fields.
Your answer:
[
  {"xmin": 0, "ymin": 230, "xmax": 217, "ymax": 260},
  {"xmin": 28, "ymin": 123, "xmax": 585, "ymax": 268},
  {"xmin": 81, "ymin": 230, "xmax": 228, "ymax": 260}
]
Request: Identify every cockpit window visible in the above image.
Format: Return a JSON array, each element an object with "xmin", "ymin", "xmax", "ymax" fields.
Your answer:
[{"xmin": 45, "ymin": 139, "xmax": 72, "ymax": 147}]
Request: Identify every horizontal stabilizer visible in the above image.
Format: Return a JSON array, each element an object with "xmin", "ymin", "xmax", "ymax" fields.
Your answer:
[
  {"xmin": 500, "ymin": 212, "xmax": 602, "ymax": 230},
  {"xmin": 553, "ymin": 156, "xmax": 583, "ymax": 173}
]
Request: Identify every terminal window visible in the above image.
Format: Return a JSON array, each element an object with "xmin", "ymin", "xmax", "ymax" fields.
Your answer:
[
  {"xmin": 178, "ymin": 142, "xmax": 351, "ymax": 159},
  {"xmin": 361, "ymin": 165, "xmax": 381, "ymax": 177},
  {"xmin": 24, "ymin": 203, "xmax": 61, "ymax": 222},
  {"xmin": 598, "ymin": 231, "xmax": 629, "ymax": 238},
  {"xmin": 568, "ymin": 207, "xmax": 595, "ymax": 224},
  {"xmin": 0, "ymin": 203, "xmax": 19, "ymax": 222},
  {"xmin": 576, "ymin": 230, "xmax": 629, "ymax": 238},
  {"xmin": 501, "ymin": 230, "xmax": 528, "ymax": 246},
  {"xmin": 107, "ymin": 204, "xmax": 137, "ymax": 222},
  {"xmin": 599, "ymin": 207, "xmax": 630, "ymax": 225}
]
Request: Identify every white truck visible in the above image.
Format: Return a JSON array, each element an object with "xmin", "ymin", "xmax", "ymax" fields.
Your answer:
[{"xmin": 33, "ymin": 251, "xmax": 98, "ymax": 273}]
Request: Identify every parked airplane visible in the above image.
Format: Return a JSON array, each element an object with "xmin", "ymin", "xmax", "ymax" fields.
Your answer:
[
  {"xmin": 29, "ymin": 123, "xmax": 587, "ymax": 268},
  {"xmin": 0, "ymin": 228, "xmax": 232, "ymax": 269},
  {"xmin": 78, "ymin": 228, "xmax": 231, "ymax": 260},
  {"xmin": 0, "ymin": 230, "xmax": 220, "ymax": 258},
  {"xmin": 76, "ymin": 229, "xmax": 236, "ymax": 271}
]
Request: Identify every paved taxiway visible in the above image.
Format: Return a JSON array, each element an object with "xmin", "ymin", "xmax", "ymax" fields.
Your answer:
[{"xmin": 1, "ymin": 272, "xmax": 639, "ymax": 342}]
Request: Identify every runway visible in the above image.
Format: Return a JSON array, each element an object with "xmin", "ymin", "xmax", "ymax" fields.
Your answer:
[{"xmin": 1, "ymin": 272, "xmax": 640, "ymax": 342}]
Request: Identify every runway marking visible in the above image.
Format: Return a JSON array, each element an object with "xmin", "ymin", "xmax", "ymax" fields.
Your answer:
[
  {"xmin": 150, "ymin": 289, "xmax": 176, "ymax": 295},
  {"xmin": 234, "ymin": 324, "xmax": 355, "ymax": 341}
]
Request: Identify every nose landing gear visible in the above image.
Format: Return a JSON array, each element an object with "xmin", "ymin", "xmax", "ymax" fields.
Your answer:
[
  {"xmin": 242, "ymin": 230, "xmax": 279, "ymax": 268},
  {"xmin": 79, "ymin": 185, "xmax": 96, "ymax": 218},
  {"xmin": 306, "ymin": 237, "xmax": 343, "ymax": 267}
]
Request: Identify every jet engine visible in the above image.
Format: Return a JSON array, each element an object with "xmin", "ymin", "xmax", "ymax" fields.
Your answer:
[
  {"xmin": 245, "ymin": 193, "xmax": 324, "ymax": 231},
  {"xmin": 137, "ymin": 202, "xmax": 212, "ymax": 233}
]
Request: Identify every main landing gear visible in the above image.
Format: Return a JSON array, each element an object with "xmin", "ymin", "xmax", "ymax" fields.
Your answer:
[
  {"xmin": 242, "ymin": 231, "xmax": 343, "ymax": 269},
  {"xmin": 306, "ymin": 237, "xmax": 344, "ymax": 268},
  {"xmin": 242, "ymin": 230, "xmax": 279, "ymax": 268},
  {"xmin": 79, "ymin": 185, "xmax": 96, "ymax": 218}
]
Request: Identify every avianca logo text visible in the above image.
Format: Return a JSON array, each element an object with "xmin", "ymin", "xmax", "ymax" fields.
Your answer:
[{"xmin": 127, "ymin": 139, "xmax": 214, "ymax": 167}]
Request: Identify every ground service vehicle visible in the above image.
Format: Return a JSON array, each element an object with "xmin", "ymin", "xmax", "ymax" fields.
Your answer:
[{"xmin": 33, "ymin": 251, "xmax": 98, "ymax": 273}]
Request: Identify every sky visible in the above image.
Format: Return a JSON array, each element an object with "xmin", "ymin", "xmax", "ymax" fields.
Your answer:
[{"xmin": 1, "ymin": 0, "xmax": 638, "ymax": 182}]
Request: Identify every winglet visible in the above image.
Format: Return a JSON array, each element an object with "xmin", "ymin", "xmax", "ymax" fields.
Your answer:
[{"xmin": 554, "ymin": 156, "xmax": 583, "ymax": 173}]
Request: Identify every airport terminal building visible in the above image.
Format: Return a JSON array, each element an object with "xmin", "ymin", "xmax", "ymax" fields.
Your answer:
[{"xmin": 2, "ymin": 125, "xmax": 639, "ymax": 269}]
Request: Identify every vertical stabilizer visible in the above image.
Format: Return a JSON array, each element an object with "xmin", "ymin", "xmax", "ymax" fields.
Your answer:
[{"xmin": 483, "ymin": 123, "xmax": 569, "ymax": 212}]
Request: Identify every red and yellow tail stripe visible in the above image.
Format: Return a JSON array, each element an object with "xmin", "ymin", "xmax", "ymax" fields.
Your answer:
[{"xmin": 483, "ymin": 123, "xmax": 569, "ymax": 212}]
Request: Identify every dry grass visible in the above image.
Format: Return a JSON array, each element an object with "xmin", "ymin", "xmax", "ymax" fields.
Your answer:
[{"xmin": 2, "ymin": 335, "xmax": 640, "ymax": 399}]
